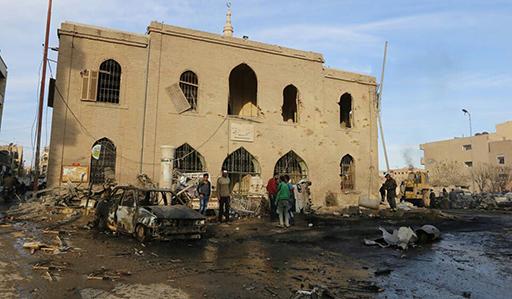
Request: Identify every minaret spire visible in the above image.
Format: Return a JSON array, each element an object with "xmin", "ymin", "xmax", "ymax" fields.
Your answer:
[{"xmin": 223, "ymin": 1, "xmax": 234, "ymax": 37}]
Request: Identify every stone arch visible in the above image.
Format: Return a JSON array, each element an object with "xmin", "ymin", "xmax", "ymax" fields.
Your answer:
[
  {"xmin": 282, "ymin": 84, "xmax": 299, "ymax": 123},
  {"xmin": 228, "ymin": 63, "xmax": 258, "ymax": 117},
  {"xmin": 173, "ymin": 143, "xmax": 206, "ymax": 173},
  {"xmin": 338, "ymin": 93, "xmax": 352, "ymax": 128},
  {"xmin": 340, "ymin": 154, "xmax": 355, "ymax": 190},
  {"xmin": 90, "ymin": 137, "xmax": 116, "ymax": 184},
  {"xmin": 221, "ymin": 147, "xmax": 260, "ymax": 195},
  {"xmin": 274, "ymin": 151, "xmax": 308, "ymax": 183}
]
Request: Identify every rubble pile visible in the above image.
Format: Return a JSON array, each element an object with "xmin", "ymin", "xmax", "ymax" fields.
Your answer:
[{"xmin": 450, "ymin": 193, "xmax": 501, "ymax": 210}]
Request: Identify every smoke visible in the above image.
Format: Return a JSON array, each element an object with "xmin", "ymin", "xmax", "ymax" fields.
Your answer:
[{"xmin": 402, "ymin": 148, "xmax": 415, "ymax": 169}]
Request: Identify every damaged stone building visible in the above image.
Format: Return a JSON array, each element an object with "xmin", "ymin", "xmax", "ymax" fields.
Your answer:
[{"xmin": 48, "ymin": 11, "xmax": 379, "ymax": 207}]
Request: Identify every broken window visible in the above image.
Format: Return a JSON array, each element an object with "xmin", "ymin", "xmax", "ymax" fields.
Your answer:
[
  {"xmin": 90, "ymin": 138, "xmax": 116, "ymax": 184},
  {"xmin": 462, "ymin": 144, "xmax": 472, "ymax": 151},
  {"xmin": 339, "ymin": 93, "xmax": 353, "ymax": 128},
  {"xmin": 179, "ymin": 71, "xmax": 198, "ymax": 110},
  {"xmin": 274, "ymin": 151, "xmax": 308, "ymax": 183},
  {"xmin": 222, "ymin": 147, "xmax": 260, "ymax": 195},
  {"xmin": 497, "ymin": 155, "xmax": 505, "ymax": 165},
  {"xmin": 173, "ymin": 143, "xmax": 205, "ymax": 173},
  {"xmin": 97, "ymin": 59, "xmax": 121, "ymax": 103},
  {"xmin": 282, "ymin": 85, "xmax": 298, "ymax": 123},
  {"xmin": 340, "ymin": 154, "xmax": 355, "ymax": 190},
  {"xmin": 228, "ymin": 63, "xmax": 258, "ymax": 117},
  {"xmin": 464, "ymin": 161, "xmax": 473, "ymax": 167}
]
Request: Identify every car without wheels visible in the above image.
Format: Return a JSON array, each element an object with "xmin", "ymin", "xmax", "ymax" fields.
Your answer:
[{"xmin": 105, "ymin": 186, "xmax": 206, "ymax": 242}]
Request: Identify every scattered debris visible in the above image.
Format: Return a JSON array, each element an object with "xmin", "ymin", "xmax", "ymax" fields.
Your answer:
[
  {"xmin": 87, "ymin": 267, "xmax": 131, "ymax": 281},
  {"xmin": 365, "ymin": 225, "xmax": 441, "ymax": 250}
]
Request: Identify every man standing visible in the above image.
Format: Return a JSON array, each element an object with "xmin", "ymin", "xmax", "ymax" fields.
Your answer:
[
  {"xmin": 382, "ymin": 173, "xmax": 398, "ymax": 210},
  {"xmin": 197, "ymin": 173, "xmax": 211, "ymax": 215},
  {"xmin": 216, "ymin": 170, "xmax": 231, "ymax": 222},
  {"xmin": 266, "ymin": 174, "xmax": 279, "ymax": 220}
]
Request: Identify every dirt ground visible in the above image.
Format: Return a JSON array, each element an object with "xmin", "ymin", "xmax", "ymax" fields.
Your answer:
[{"xmin": 1, "ymin": 203, "xmax": 511, "ymax": 299}]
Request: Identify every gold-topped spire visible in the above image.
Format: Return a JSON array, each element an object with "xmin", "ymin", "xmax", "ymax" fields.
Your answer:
[{"xmin": 223, "ymin": 1, "xmax": 233, "ymax": 37}]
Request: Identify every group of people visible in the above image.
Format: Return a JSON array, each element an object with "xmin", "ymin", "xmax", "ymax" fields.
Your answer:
[
  {"xmin": 196, "ymin": 171, "xmax": 309, "ymax": 227},
  {"xmin": 195, "ymin": 170, "xmax": 231, "ymax": 223},
  {"xmin": 266, "ymin": 174, "xmax": 297, "ymax": 228}
]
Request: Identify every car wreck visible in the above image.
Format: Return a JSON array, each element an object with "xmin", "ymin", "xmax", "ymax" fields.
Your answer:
[{"xmin": 105, "ymin": 186, "xmax": 206, "ymax": 242}]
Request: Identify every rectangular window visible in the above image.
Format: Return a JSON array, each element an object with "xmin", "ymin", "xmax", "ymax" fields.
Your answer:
[
  {"xmin": 497, "ymin": 155, "xmax": 505, "ymax": 165},
  {"xmin": 464, "ymin": 161, "xmax": 473, "ymax": 167},
  {"xmin": 462, "ymin": 144, "xmax": 472, "ymax": 151}
]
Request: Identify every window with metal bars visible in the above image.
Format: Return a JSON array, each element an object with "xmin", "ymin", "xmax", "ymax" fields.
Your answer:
[
  {"xmin": 340, "ymin": 154, "xmax": 355, "ymax": 190},
  {"xmin": 90, "ymin": 138, "xmax": 116, "ymax": 184},
  {"xmin": 274, "ymin": 151, "xmax": 308, "ymax": 183},
  {"xmin": 97, "ymin": 59, "xmax": 121, "ymax": 103},
  {"xmin": 173, "ymin": 143, "xmax": 205, "ymax": 173},
  {"xmin": 179, "ymin": 71, "xmax": 198, "ymax": 110},
  {"xmin": 222, "ymin": 147, "xmax": 260, "ymax": 195}
]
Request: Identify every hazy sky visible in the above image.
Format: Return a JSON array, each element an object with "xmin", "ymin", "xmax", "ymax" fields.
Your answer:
[{"xmin": 1, "ymin": 0, "xmax": 511, "ymax": 169}]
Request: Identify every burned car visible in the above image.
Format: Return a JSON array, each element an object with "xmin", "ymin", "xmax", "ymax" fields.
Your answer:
[{"xmin": 105, "ymin": 186, "xmax": 206, "ymax": 242}]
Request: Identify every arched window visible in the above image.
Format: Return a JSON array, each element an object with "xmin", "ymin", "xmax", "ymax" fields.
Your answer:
[
  {"xmin": 228, "ymin": 63, "xmax": 258, "ymax": 117},
  {"xmin": 339, "ymin": 93, "xmax": 352, "ymax": 128},
  {"xmin": 90, "ymin": 138, "xmax": 116, "ymax": 184},
  {"xmin": 222, "ymin": 147, "xmax": 260, "ymax": 195},
  {"xmin": 340, "ymin": 154, "xmax": 355, "ymax": 190},
  {"xmin": 97, "ymin": 59, "xmax": 121, "ymax": 103},
  {"xmin": 274, "ymin": 151, "xmax": 308, "ymax": 183},
  {"xmin": 173, "ymin": 143, "xmax": 205, "ymax": 173},
  {"xmin": 282, "ymin": 85, "xmax": 298, "ymax": 123},
  {"xmin": 179, "ymin": 71, "xmax": 198, "ymax": 110}
]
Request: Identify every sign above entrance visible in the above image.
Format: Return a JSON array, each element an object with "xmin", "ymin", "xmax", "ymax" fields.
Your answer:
[{"xmin": 230, "ymin": 122, "xmax": 255, "ymax": 142}]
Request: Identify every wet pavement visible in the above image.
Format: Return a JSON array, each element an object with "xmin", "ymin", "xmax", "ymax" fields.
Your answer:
[{"xmin": 1, "ymin": 203, "xmax": 512, "ymax": 298}]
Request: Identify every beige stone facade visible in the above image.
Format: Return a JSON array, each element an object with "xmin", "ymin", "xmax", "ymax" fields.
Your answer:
[
  {"xmin": 421, "ymin": 121, "xmax": 512, "ymax": 190},
  {"xmin": 48, "ymin": 21, "xmax": 379, "ymax": 207}
]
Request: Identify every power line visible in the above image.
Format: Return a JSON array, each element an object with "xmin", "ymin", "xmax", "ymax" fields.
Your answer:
[{"xmin": 50, "ymin": 70, "xmax": 228, "ymax": 167}]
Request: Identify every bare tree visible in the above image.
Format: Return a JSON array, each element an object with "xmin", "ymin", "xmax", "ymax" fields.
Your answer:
[
  {"xmin": 471, "ymin": 163, "xmax": 512, "ymax": 192},
  {"xmin": 471, "ymin": 163, "xmax": 492, "ymax": 192},
  {"xmin": 429, "ymin": 160, "xmax": 469, "ymax": 187}
]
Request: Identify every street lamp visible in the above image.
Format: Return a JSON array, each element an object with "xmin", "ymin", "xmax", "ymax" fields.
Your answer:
[{"xmin": 462, "ymin": 109, "xmax": 473, "ymax": 137}]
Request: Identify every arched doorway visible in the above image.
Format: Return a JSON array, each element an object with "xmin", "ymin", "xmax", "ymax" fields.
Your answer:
[
  {"xmin": 228, "ymin": 63, "xmax": 258, "ymax": 117},
  {"xmin": 90, "ymin": 138, "xmax": 116, "ymax": 184},
  {"xmin": 274, "ymin": 151, "xmax": 308, "ymax": 183},
  {"xmin": 221, "ymin": 147, "xmax": 260, "ymax": 195}
]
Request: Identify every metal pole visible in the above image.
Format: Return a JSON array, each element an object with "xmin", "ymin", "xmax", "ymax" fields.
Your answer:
[
  {"xmin": 468, "ymin": 113, "xmax": 473, "ymax": 137},
  {"xmin": 34, "ymin": 0, "xmax": 53, "ymax": 191},
  {"xmin": 377, "ymin": 41, "xmax": 390, "ymax": 172}
]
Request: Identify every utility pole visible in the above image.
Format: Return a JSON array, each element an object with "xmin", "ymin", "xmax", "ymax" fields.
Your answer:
[
  {"xmin": 377, "ymin": 41, "xmax": 390, "ymax": 172},
  {"xmin": 34, "ymin": 0, "xmax": 53, "ymax": 191}
]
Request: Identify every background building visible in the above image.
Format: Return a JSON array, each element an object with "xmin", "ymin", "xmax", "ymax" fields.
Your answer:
[
  {"xmin": 0, "ymin": 144, "xmax": 23, "ymax": 176},
  {"xmin": 48, "ymin": 15, "xmax": 379, "ymax": 207},
  {"xmin": 421, "ymin": 121, "xmax": 512, "ymax": 191},
  {"xmin": 0, "ymin": 54, "xmax": 7, "ymax": 131}
]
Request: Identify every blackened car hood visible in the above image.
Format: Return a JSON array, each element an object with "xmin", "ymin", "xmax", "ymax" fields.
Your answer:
[{"xmin": 144, "ymin": 205, "xmax": 205, "ymax": 220}]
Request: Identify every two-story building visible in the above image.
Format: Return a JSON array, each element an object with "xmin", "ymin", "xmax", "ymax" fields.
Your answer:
[{"xmin": 48, "ymin": 11, "xmax": 379, "ymax": 207}]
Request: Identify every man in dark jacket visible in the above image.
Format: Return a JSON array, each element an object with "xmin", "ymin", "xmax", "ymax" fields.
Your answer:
[
  {"xmin": 197, "ymin": 173, "xmax": 211, "ymax": 215},
  {"xmin": 382, "ymin": 173, "xmax": 398, "ymax": 210}
]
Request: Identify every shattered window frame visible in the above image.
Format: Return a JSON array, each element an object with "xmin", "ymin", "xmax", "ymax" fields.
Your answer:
[
  {"xmin": 173, "ymin": 143, "xmax": 205, "ymax": 173},
  {"xmin": 340, "ymin": 154, "xmax": 355, "ymax": 190},
  {"xmin": 274, "ymin": 151, "xmax": 308, "ymax": 183}
]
